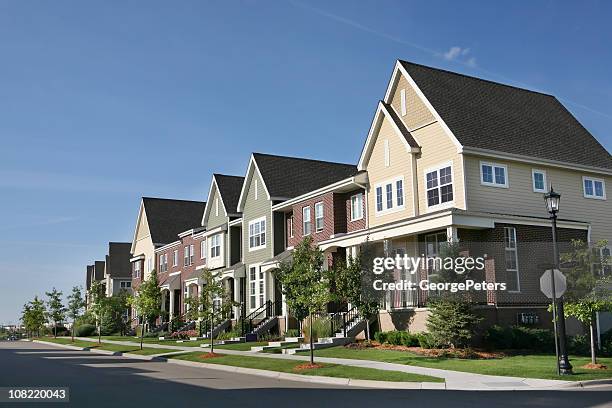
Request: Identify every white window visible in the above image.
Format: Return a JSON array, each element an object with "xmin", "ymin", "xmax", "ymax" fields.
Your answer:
[
  {"xmin": 376, "ymin": 186, "xmax": 383, "ymax": 212},
  {"xmin": 315, "ymin": 202, "xmax": 324, "ymax": 232},
  {"xmin": 425, "ymin": 164, "xmax": 454, "ymax": 208},
  {"xmin": 189, "ymin": 244, "xmax": 194, "ymax": 265},
  {"xmin": 504, "ymin": 227, "xmax": 520, "ymax": 292},
  {"xmin": 133, "ymin": 261, "xmax": 141, "ymax": 278},
  {"xmin": 200, "ymin": 240, "xmax": 206, "ymax": 260},
  {"xmin": 159, "ymin": 254, "xmax": 168, "ymax": 273},
  {"xmin": 375, "ymin": 177, "xmax": 405, "ymax": 214},
  {"xmin": 425, "ymin": 232, "xmax": 447, "ymax": 276},
  {"xmin": 215, "ymin": 198, "xmax": 219, "ymax": 217},
  {"xmin": 601, "ymin": 246, "xmax": 611, "ymax": 275},
  {"xmin": 173, "ymin": 250, "xmax": 178, "ymax": 267},
  {"xmin": 400, "ymin": 88, "xmax": 407, "ymax": 116},
  {"xmin": 248, "ymin": 217, "xmax": 266, "ymax": 250},
  {"xmin": 583, "ymin": 176, "xmax": 606, "ymax": 200},
  {"xmin": 120, "ymin": 281, "xmax": 131, "ymax": 289},
  {"xmin": 147, "ymin": 258, "xmax": 152, "ymax": 273},
  {"xmin": 249, "ymin": 266, "xmax": 260, "ymax": 309},
  {"xmin": 480, "ymin": 162, "xmax": 508, "ymax": 188},
  {"xmin": 254, "ymin": 179, "xmax": 258, "ymax": 200},
  {"xmin": 184, "ymin": 246, "xmax": 190, "ymax": 266},
  {"xmin": 302, "ymin": 206, "xmax": 311, "ymax": 236},
  {"xmin": 384, "ymin": 139, "xmax": 390, "ymax": 167},
  {"xmin": 210, "ymin": 234, "xmax": 221, "ymax": 258},
  {"xmin": 288, "ymin": 215, "xmax": 294, "ymax": 238},
  {"xmin": 350, "ymin": 193, "xmax": 363, "ymax": 221},
  {"xmin": 259, "ymin": 268, "xmax": 264, "ymax": 306},
  {"xmin": 532, "ymin": 169, "xmax": 547, "ymax": 193}
]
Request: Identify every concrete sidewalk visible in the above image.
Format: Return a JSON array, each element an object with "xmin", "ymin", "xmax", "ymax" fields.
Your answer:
[{"xmin": 66, "ymin": 337, "xmax": 580, "ymax": 390}]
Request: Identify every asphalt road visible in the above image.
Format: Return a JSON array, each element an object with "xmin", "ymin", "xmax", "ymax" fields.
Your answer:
[{"xmin": 1, "ymin": 341, "xmax": 611, "ymax": 408}]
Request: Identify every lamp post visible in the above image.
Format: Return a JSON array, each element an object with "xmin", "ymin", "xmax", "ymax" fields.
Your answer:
[{"xmin": 544, "ymin": 186, "xmax": 573, "ymax": 375}]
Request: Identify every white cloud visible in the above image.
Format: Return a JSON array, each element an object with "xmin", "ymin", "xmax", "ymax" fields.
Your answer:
[
  {"xmin": 444, "ymin": 46, "xmax": 462, "ymax": 60},
  {"xmin": 443, "ymin": 46, "xmax": 477, "ymax": 67}
]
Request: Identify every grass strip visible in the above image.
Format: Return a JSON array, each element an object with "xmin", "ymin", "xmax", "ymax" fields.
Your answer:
[{"xmin": 169, "ymin": 352, "xmax": 443, "ymax": 382}]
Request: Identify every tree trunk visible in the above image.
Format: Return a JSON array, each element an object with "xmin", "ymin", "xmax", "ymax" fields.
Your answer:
[
  {"xmin": 590, "ymin": 321, "xmax": 597, "ymax": 365},
  {"xmin": 309, "ymin": 313, "xmax": 314, "ymax": 365},
  {"xmin": 72, "ymin": 319, "xmax": 75, "ymax": 342},
  {"xmin": 54, "ymin": 322, "xmax": 57, "ymax": 338},
  {"xmin": 97, "ymin": 318, "xmax": 101, "ymax": 344},
  {"xmin": 140, "ymin": 322, "xmax": 145, "ymax": 350}
]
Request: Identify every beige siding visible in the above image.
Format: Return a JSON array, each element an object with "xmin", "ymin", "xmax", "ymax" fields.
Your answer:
[
  {"xmin": 133, "ymin": 207, "xmax": 156, "ymax": 279},
  {"xmin": 135, "ymin": 209, "xmax": 150, "ymax": 241},
  {"xmin": 390, "ymin": 73, "xmax": 435, "ymax": 130},
  {"xmin": 366, "ymin": 116, "xmax": 416, "ymax": 227},
  {"xmin": 414, "ymin": 123, "xmax": 466, "ymax": 213},
  {"xmin": 464, "ymin": 155, "xmax": 612, "ymax": 242},
  {"xmin": 205, "ymin": 186, "xmax": 227, "ymax": 230}
]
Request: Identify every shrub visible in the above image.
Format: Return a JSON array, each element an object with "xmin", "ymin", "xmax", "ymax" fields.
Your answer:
[
  {"xmin": 568, "ymin": 334, "xmax": 590, "ymax": 356},
  {"xmin": 302, "ymin": 316, "xmax": 332, "ymax": 342},
  {"xmin": 284, "ymin": 329, "xmax": 300, "ymax": 338},
  {"xmin": 217, "ymin": 328, "xmax": 241, "ymax": 340},
  {"xmin": 75, "ymin": 324, "xmax": 96, "ymax": 337},
  {"xmin": 170, "ymin": 330, "xmax": 198, "ymax": 340},
  {"xmin": 426, "ymin": 297, "xmax": 482, "ymax": 348},
  {"xmin": 484, "ymin": 325, "xmax": 554, "ymax": 352},
  {"xmin": 374, "ymin": 330, "xmax": 420, "ymax": 347},
  {"xmin": 417, "ymin": 332, "xmax": 436, "ymax": 349},
  {"xmin": 374, "ymin": 331, "xmax": 387, "ymax": 344}
]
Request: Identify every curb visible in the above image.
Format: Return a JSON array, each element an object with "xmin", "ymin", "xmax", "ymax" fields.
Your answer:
[
  {"xmin": 33, "ymin": 340, "xmax": 166, "ymax": 361},
  {"xmin": 569, "ymin": 378, "xmax": 612, "ymax": 388}
]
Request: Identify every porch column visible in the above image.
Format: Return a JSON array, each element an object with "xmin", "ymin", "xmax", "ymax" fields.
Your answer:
[
  {"xmin": 447, "ymin": 226, "xmax": 459, "ymax": 242},
  {"xmin": 169, "ymin": 290, "xmax": 175, "ymax": 320},
  {"xmin": 233, "ymin": 278, "xmax": 241, "ymax": 320},
  {"xmin": 282, "ymin": 292, "xmax": 288, "ymax": 331}
]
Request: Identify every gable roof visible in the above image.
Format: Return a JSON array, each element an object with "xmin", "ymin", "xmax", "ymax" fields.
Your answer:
[
  {"xmin": 202, "ymin": 174, "xmax": 244, "ymax": 225},
  {"xmin": 397, "ymin": 60, "xmax": 612, "ymax": 171},
  {"xmin": 86, "ymin": 265, "xmax": 93, "ymax": 289},
  {"xmin": 142, "ymin": 198, "xmax": 206, "ymax": 246},
  {"xmin": 253, "ymin": 153, "xmax": 358, "ymax": 199},
  {"xmin": 94, "ymin": 261, "xmax": 105, "ymax": 281},
  {"xmin": 106, "ymin": 242, "xmax": 132, "ymax": 278}
]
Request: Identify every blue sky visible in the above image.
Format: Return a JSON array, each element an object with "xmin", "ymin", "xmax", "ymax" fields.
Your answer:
[{"xmin": 1, "ymin": 1, "xmax": 611, "ymax": 323}]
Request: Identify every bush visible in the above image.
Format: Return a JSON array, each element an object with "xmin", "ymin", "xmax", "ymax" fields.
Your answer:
[
  {"xmin": 568, "ymin": 334, "xmax": 590, "ymax": 356},
  {"xmin": 426, "ymin": 297, "xmax": 482, "ymax": 348},
  {"xmin": 75, "ymin": 324, "xmax": 96, "ymax": 337},
  {"xmin": 302, "ymin": 316, "xmax": 332, "ymax": 343},
  {"xmin": 284, "ymin": 329, "xmax": 300, "ymax": 338},
  {"xmin": 217, "ymin": 328, "xmax": 241, "ymax": 340},
  {"xmin": 484, "ymin": 325, "xmax": 554, "ymax": 352},
  {"xmin": 374, "ymin": 330, "xmax": 420, "ymax": 347},
  {"xmin": 417, "ymin": 332, "xmax": 436, "ymax": 349}
]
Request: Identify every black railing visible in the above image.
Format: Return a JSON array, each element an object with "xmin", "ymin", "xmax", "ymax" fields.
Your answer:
[
  {"xmin": 241, "ymin": 300, "xmax": 280, "ymax": 336},
  {"xmin": 341, "ymin": 307, "xmax": 360, "ymax": 338}
]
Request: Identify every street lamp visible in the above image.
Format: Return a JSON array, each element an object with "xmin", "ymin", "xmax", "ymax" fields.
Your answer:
[{"xmin": 544, "ymin": 186, "xmax": 573, "ymax": 375}]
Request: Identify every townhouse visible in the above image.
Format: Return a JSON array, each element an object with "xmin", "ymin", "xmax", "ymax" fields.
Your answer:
[
  {"xmin": 85, "ymin": 261, "xmax": 105, "ymax": 308},
  {"xmin": 130, "ymin": 197, "xmax": 206, "ymax": 320},
  {"xmin": 118, "ymin": 59, "xmax": 611, "ymax": 339},
  {"xmin": 104, "ymin": 242, "xmax": 133, "ymax": 297}
]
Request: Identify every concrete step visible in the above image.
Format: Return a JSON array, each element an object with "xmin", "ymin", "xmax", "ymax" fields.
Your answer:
[
  {"xmin": 251, "ymin": 336, "xmax": 304, "ymax": 352},
  {"xmin": 284, "ymin": 336, "xmax": 352, "ymax": 354}
]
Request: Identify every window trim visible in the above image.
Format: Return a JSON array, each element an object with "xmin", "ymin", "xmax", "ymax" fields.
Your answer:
[
  {"xmin": 374, "ymin": 176, "xmax": 406, "ymax": 216},
  {"xmin": 210, "ymin": 234, "xmax": 222, "ymax": 258},
  {"xmin": 200, "ymin": 240, "xmax": 206, "ymax": 260},
  {"xmin": 424, "ymin": 162, "xmax": 454, "ymax": 211},
  {"xmin": 582, "ymin": 176, "xmax": 607, "ymax": 200},
  {"xmin": 302, "ymin": 206, "xmax": 311, "ymax": 236},
  {"xmin": 248, "ymin": 216, "xmax": 267, "ymax": 251},
  {"xmin": 173, "ymin": 250, "xmax": 178, "ymax": 267},
  {"xmin": 531, "ymin": 169, "xmax": 547, "ymax": 193},
  {"xmin": 504, "ymin": 227, "xmax": 521, "ymax": 293},
  {"xmin": 400, "ymin": 88, "xmax": 407, "ymax": 116},
  {"xmin": 350, "ymin": 193, "xmax": 364, "ymax": 221},
  {"xmin": 480, "ymin": 161, "xmax": 509, "ymax": 188},
  {"xmin": 314, "ymin": 202, "xmax": 324, "ymax": 233}
]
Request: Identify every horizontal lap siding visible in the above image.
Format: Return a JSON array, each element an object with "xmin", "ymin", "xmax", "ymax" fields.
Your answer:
[
  {"xmin": 464, "ymin": 156, "xmax": 612, "ymax": 242},
  {"xmin": 242, "ymin": 170, "xmax": 273, "ymax": 265},
  {"xmin": 390, "ymin": 74, "xmax": 435, "ymax": 129}
]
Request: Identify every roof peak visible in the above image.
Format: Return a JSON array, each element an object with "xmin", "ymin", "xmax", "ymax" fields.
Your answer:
[
  {"xmin": 142, "ymin": 197, "xmax": 205, "ymax": 204},
  {"xmin": 252, "ymin": 152, "xmax": 355, "ymax": 168},
  {"xmin": 398, "ymin": 59, "xmax": 555, "ymax": 99}
]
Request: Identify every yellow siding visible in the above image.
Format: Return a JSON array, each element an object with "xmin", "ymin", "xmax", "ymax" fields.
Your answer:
[
  {"xmin": 390, "ymin": 74, "xmax": 435, "ymax": 130},
  {"xmin": 413, "ymin": 122, "xmax": 466, "ymax": 213},
  {"xmin": 464, "ymin": 156, "xmax": 612, "ymax": 242},
  {"xmin": 366, "ymin": 116, "xmax": 415, "ymax": 227},
  {"xmin": 135, "ymin": 209, "xmax": 150, "ymax": 241}
]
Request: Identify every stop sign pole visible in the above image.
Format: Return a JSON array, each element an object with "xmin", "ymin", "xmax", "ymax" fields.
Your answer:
[{"xmin": 548, "ymin": 269, "xmax": 560, "ymax": 376}]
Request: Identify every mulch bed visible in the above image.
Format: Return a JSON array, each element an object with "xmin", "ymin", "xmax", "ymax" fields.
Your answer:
[
  {"xmin": 294, "ymin": 363, "xmax": 326, "ymax": 371},
  {"xmin": 581, "ymin": 363, "xmax": 608, "ymax": 370},
  {"xmin": 198, "ymin": 353, "xmax": 222, "ymax": 359},
  {"xmin": 345, "ymin": 341, "xmax": 504, "ymax": 359}
]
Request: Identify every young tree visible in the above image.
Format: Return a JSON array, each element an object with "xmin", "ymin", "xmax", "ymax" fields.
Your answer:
[
  {"xmin": 129, "ymin": 270, "xmax": 162, "ymax": 350},
  {"xmin": 88, "ymin": 280, "xmax": 107, "ymax": 344},
  {"xmin": 333, "ymin": 241, "xmax": 380, "ymax": 341},
  {"xmin": 22, "ymin": 296, "xmax": 47, "ymax": 337},
  {"xmin": 426, "ymin": 295, "xmax": 482, "ymax": 348},
  {"xmin": 67, "ymin": 286, "xmax": 86, "ymax": 342},
  {"xmin": 20, "ymin": 303, "xmax": 34, "ymax": 337},
  {"xmin": 46, "ymin": 288, "xmax": 66, "ymax": 338},
  {"xmin": 277, "ymin": 236, "xmax": 330, "ymax": 364},
  {"xmin": 561, "ymin": 240, "xmax": 612, "ymax": 365}
]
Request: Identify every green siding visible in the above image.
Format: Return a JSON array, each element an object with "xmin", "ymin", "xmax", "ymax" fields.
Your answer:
[
  {"xmin": 205, "ymin": 185, "xmax": 227, "ymax": 230},
  {"xmin": 242, "ymin": 170, "xmax": 273, "ymax": 265}
]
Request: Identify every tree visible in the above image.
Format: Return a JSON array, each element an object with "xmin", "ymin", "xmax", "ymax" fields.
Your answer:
[
  {"xmin": 100, "ymin": 290, "xmax": 130, "ymax": 336},
  {"xmin": 88, "ymin": 280, "xmax": 107, "ymax": 344},
  {"xmin": 277, "ymin": 236, "xmax": 330, "ymax": 364},
  {"xmin": 426, "ymin": 296, "xmax": 482, "ymax": 348},
  {"xmin": 66, "ymin": 286, "xmax": 86, "ymax": 342},
  {"xmin": 21, "ymin": 296, "xmax": 47, "ymax": 337},
  {"xmin": 129, "ymin": 269, "xmax": 162, "ymax": 350},
  {"xmin": 184, "ymin": 268, "xmax": 236, "ymax": 353},
  {"xmin": 46, "ymin": 288, "xmax": 66, "ymax": 338},
  {"xmin": 333, "ymin": 242, "xmax": 380, "ymax": 341},
  {"xmin": 561, "ymin": 240, "xmax": 612, "ymax": 365}
]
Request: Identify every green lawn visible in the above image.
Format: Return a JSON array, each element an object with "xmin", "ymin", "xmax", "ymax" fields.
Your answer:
[
  {"xmin": 313, "ymin": 347, "xmax": 612, "ymax": 381},
  {"xmin": 261, "ymin": 344, "xmax": 302, "ymax": 354},
  {"xmin": 169, "ymin": 352, "xmax": 443, "ymax": 382},
  {"xmin": 37, "ymin": 337, "xmax": 175, "ymax": 356},
  {"xmin": 212, "ymin": 341, "xmax": 269, "ymax": 351},
  {"xmin": 86, "ymin": 335, "xmax": 210, "ymax": 348}
]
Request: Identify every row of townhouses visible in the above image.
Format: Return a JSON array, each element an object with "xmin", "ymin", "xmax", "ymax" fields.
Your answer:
[{"xmin": 89, "ymin": 60, "xmax": 612, "ymax": 338}]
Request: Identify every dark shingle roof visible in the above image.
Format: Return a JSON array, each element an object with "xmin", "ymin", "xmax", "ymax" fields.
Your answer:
[
  {"xmin": 106, "ymin": 242, "xmax": 132, "ymax": 278},
  {"xmin": 142, "ymin": 198, "xmax": 206, "ymax": 245},
  {"xmin": 400, "ymin": 60, "xmax": 612, "ymax": 170},
  {"xmin": 86, "ymin": 265, "xmax": 94, "ymax": 289},
  {"xmin": 253, "ymin": 153, "xmax": 358, "ymax": 199},
  {"xmin": 382, "ymin": 102, "xmax": 419, "ymax": 148},
  {"xmin": 94, "ymin": 261, "xmax": 105, "ymax": 281},
  {"xmin": 214, "ymin": 174, "xmax": 245, "ymax": 214}
]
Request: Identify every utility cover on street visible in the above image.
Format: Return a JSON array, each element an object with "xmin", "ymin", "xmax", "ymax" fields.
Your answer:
[{"xmin": 540, "ymin": 269, "xmax": 567, "ymax": 299}]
